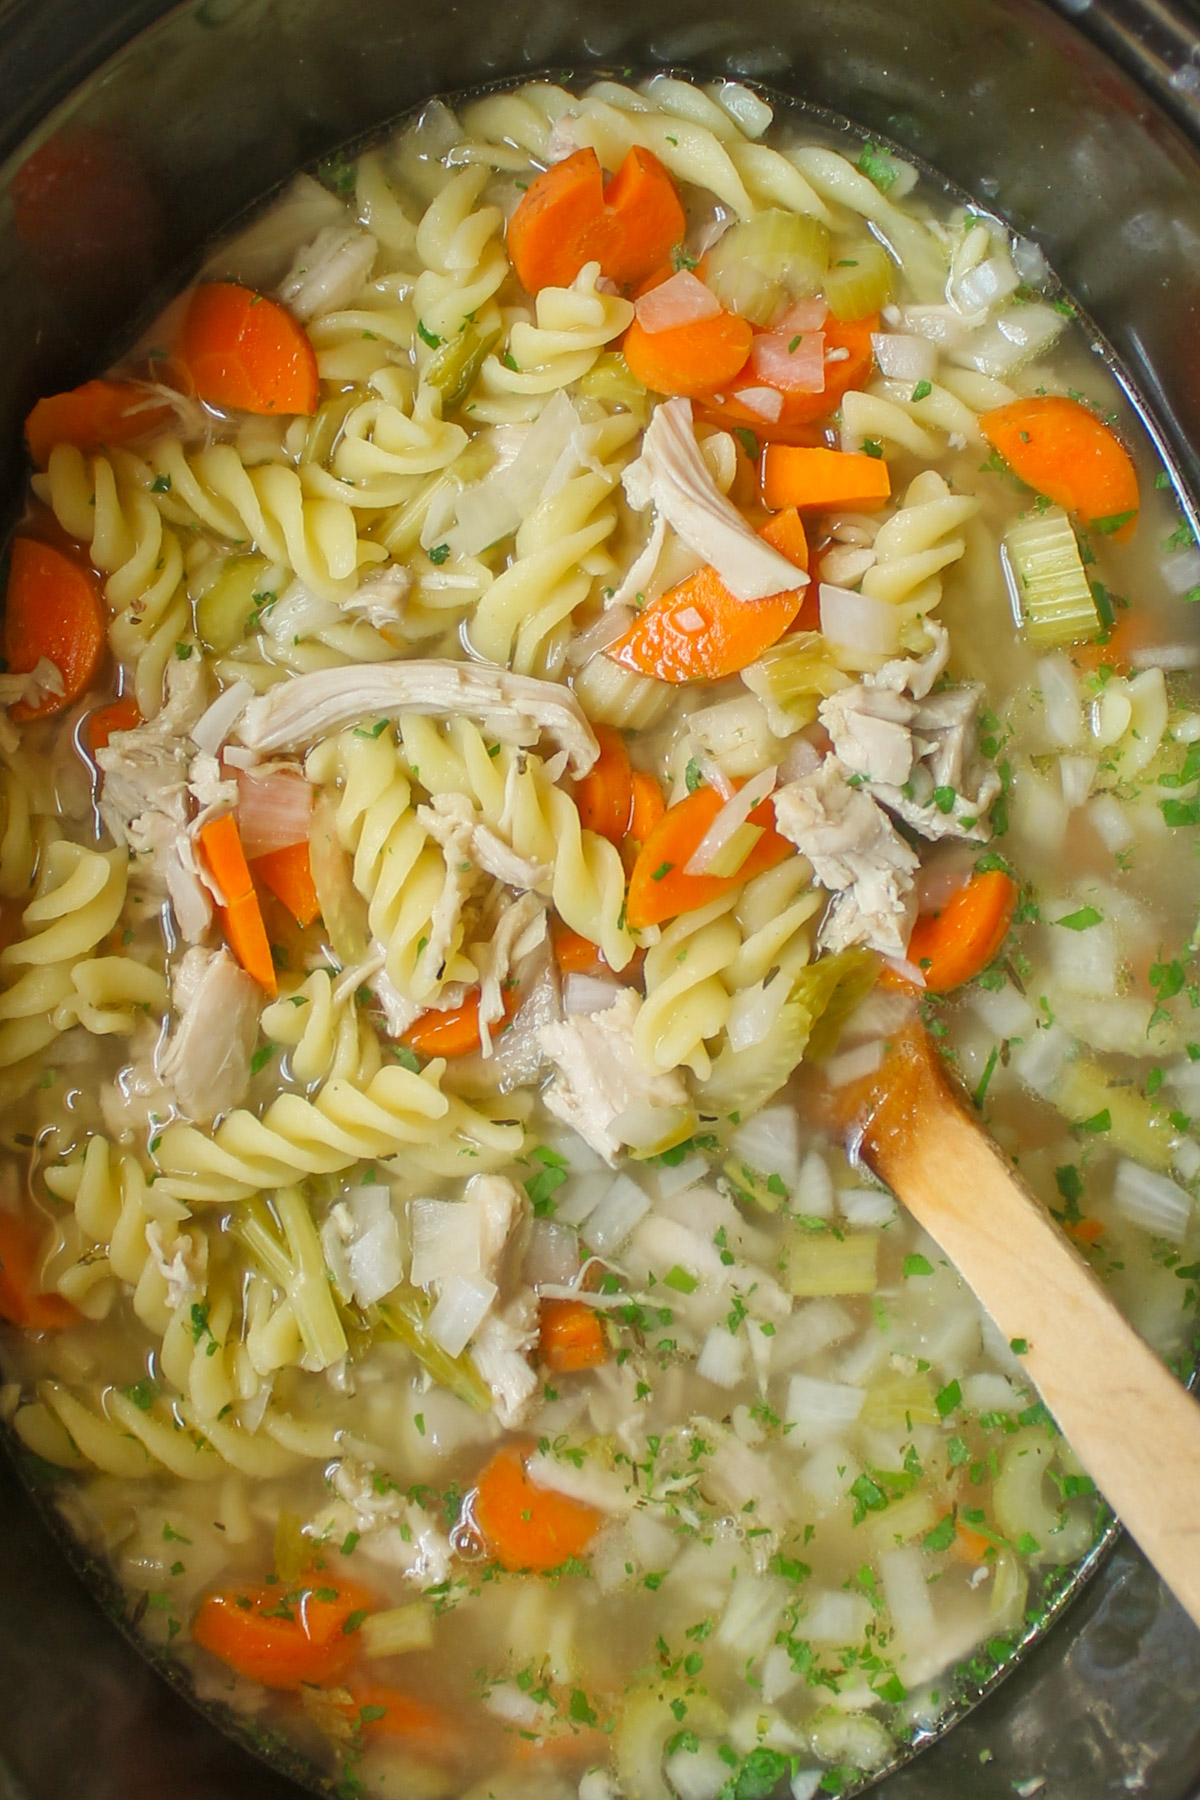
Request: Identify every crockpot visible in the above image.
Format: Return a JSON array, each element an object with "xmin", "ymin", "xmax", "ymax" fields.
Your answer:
[{"xmin": 2, "ymin": 0, "xmax": 1200, "ymax": 1794}]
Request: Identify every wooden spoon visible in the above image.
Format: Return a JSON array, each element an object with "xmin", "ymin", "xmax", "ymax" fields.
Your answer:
[{"xmin": 840, "ymin": 1025, "xmax": 1200, "ymax": 1632}]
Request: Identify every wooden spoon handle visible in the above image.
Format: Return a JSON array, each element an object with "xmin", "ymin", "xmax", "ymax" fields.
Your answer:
[{"xmin": 853, "ymin": 1030, "xmax": 1200, "ymax": 1632}]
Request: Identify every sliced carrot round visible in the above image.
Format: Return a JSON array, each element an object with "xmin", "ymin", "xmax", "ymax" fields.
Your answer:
[
  {"xmin": 402, "ymin": 984, "xmax": 520, "ymax": 1059},
  {"xmin": 4, "ymin": 538, "xmax": 105, "ymax": 722},
  {"xmin": 191, "ymin": 1576, "xmax": 375, "ymax": 1689},
  {"xmin": 906, "ymin": 870, "xmax": 1019, "ymax": 992},
  {"xmin": 573, "ymin": 724, "xmax": 633, "ymax": 842},
  {"xmin": 25, "ymin": 380, "xmax": 174, "ymax": 471},
  {"xmin": 0, "ymin": 1211, "xmax": 76, "ymax": 1331},
  {"xmin": 696, "ymin": 313, "xmax": 879, "ymax": 437},
  {"xmin": 181, "ymin": 282, "xmax": 319, "ymax": 417},
  {"xmin": 539, "ymin": 1297, "xmax": 607, "ymax": 1373},
  {"xmin": 608, "ymin": 564, "xmax": 803, "ymax": 683},
  {"xmin": 508, "ymin": 147, "xmax": 685, "ymax": 294},
  {"xmin": 88, "ymin": 695, "xmax": 141, "ymax": 752},
  {"xmin": 980, "ymin": 396, "xmax": 1139, "ymax": 538},
  {"xmin": 471, "ymin": 1444, "xmax": 601, "ymax": 1572},
  {"xmin": 626, "ymin": 786, "xmax": 794, "ymax": 929},
  {"xmin": 623, "ymin": 310, "xmax": 754, "ymax": 399}
]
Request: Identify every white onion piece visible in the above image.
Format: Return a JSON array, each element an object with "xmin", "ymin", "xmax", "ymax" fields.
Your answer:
[
  {"xmin": 1113, "ymin": 1159, "xmax": 1192, "ymax": 1242},
  {"xmin": 673, "ymin": 605, "xmax": 708, "ymax": 634},
  {"xmin": 1036, "ymin": 653, "xmax": 1083, "ymax": 749},
  {"xmin": 735, "ymin": 385, "xmax": 784, "ymax": 422},
  {"xmin": 581, "ymin": 1173, "xmax": 651, "ymax": 1254},
  {"xmin": 427, "ymin": 1272, "xmax": 496, "ymax": 1356},
  {"xmin": 409, "ymin": 1198, "xmax": 480, "ymax": 1288},
  {"xmin": 792, "ymin": 1151, "xmax": 835, "ymax": 1219},
  {"xmin": 635, "ymin": 269, "xmax": 721, "ymax": 333},
  {"xmin": 819, "ymin": 583, "xmax": 903, "ymax": 656},
  {"xmin": 777, "ymin": 296, "xmax": 827, "ymax": 334},
  {"xmin": 563, "ymin": 973, "xmax": 624, "ymax": 1015},
  {"xmin": 823, "ymin": 1039, "xmax": 885, "ymax": 1088},
  {"xmin": 696, "ymin": 1328, "xmax": 748, "ymax": 1388},
  {"xmin": 1059, "ymin": 754, "xmax": 1098, "ymax": 809},
  {"xmin": 870, "ymin": 332, "xmax": 937, "ymax": 383},
  {"xmin": 954, "ymin": 253, "xmax": 1020, "ymax": 313},
  {"xmin": 786, "ymin": 1372, "xmax": 865, "ymax": 1435},
  {"xmin": 780, "ymin": 735, "xmax": 822, "ymax": 782},
  {"xmin": 837, "ymin": 1186, "xmax": 898, "ymax": 1228},
  {"xmin": 749, "ymin": 331, "xmax": 825, "ymax": 393},
  {"xmin": 347, "ymin": 1208, "xmax": 404, "ymax": 1308},
  {"xmin": 685, "ymin": 736, "xmax": 736, "ymax": 801},
  {"xmin": 1130, "ymin": 642, "xmax": 1200, "ymax": 672},
  {"xmin": 684, "ymin": 764, "xmax": 777, "ymax": 875},
  {"xmin": 1160, "ymin": 544, "xmax": 1200, "ymax": 595},
  {"xmin": 191, "ymin": 679, "xmax": 253, "ymax": 756},
  {"xmin": 726, "ymin": 977, "xmax": 790, "ymax": 1051},
  {"xmin": 523, "ymin": 1218, "xmax": 581, "ymax": 1289},
  {"xmin": 566, "ymin": 604, "xmax": 636, "ymax": 667},
  {"xmin": 729, "ymin": 1104, "xmax": 803, "ymax": 1188},
  {"xmin": 236, "ymin": 768, "xmax": 313, "ymax": 857}
]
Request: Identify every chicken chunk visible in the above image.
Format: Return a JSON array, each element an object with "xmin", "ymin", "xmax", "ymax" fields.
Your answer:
[
  {"xmin": 537, "ymin": 988, "xmax": 689, "ymax": 1163},
  {"xmin": 419, "ymin": 790, "xmax": 551, "ymax": 894},
  {"xmin": 158, "ymin": 946, "xmax": 261, "ymax": 1122},
  {"xmin": 471, "ymin": 1291, "xmax": 540, "ymax": 1428},
  {"xmin": 774, "ymin": 760, "xmax": 919, "ymax": 960},
  {"xmin": 277, "ymin": 224, "xmax": 378, "ymax": 321}
]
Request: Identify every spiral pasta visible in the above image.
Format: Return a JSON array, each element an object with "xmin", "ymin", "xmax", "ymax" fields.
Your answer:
[
  {"xmin": 260, "ymin": 970, "xmax": 383, "ymax": 1087},
  {"xmin": 480, "ymin": 263, "xmax": 634, "ymax": 401},
  {"xmin": 860, "ymin": 470, "xmax": 981, "ymax": 615},
  {"xmin": 413, "ymin": 165, "xmax": 508, "ymax": 345}
]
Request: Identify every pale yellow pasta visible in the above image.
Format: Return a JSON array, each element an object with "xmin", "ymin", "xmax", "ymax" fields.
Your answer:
[
  {"xmin": 480, "ymin": 263, "xmax": 634, "ymax": 400},
  {"xmin": 0, "ymin": 844, "xmax": 131, "ymax": 1070},
  {"xmin": 261, "ymin": 969, "xmax": 383, "ymax": 1086},
  {"xmin": 861, "ymin": 469, "xmax": 981, "ymax": 611}
]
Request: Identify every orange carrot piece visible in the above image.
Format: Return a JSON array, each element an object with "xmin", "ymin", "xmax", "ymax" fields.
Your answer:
[
  {"xmin": 980, "ymin": 396, "xmax": 1139, "ymax": 539},
  {"xmin": 697, "ymin": 314, "xmax": 879, "ymax": 438},
  {"xmin": 0, "ymin": 1211, "xmax": 76, "ymax": 1331},
  {"xmin": 181, "ymin": 282, "xmax": 319, "ymax": 417},
  {"xmin": 553, "ymin": 925, "xmax": 606, "ymax": 976},
  {"xmin": 1068, "ymin": 1217, "xmax": 1105, "ymax": 1246},
  {"xmin": 573, "ymin": 724, "xmax": 634, "ymax": 843},
  {"xmin": 626, "ymin": 785, "xmax": 793, "ymax": 930},
  {"xmin": 508, "ymin": 146, "xmax": 685, "ymax": 294},
  {"xmin": 471, "ymin": 1444, "xmax": 602, "ymax": 1571},
  {"xmin": 251, "ymin": 840, "xmax": 321, "ymax": 929},
  {"xmin": 953, "ymin": 1518, "xmax": 993, "ymax": 1565},
  {"xmin": 627, "ymin": 770, "xmax": 666, "ymax": 847},
  {"xmin": 761, "ymin": 444, "xmax": 892, "ymax": 512},
  {"xmin": 4, "ymin": 538, "xmax": 105, "ymax": 722},
  {"xmin": 25, "ymin": 379, "xmax": 174, "ymax": 470},
  {"xmin": 758, "ymin": 505, "xmax": 809, "ymax": 571},
  {"xmin": 197, "ymin": 813, "xmax": 278, "ymax": 995},
  {"xmin": 540, "ymin": 1298, "xmax": 607, "ymax": 1373},
  {"xmin": 623, "ymin": 309, "xmax": 754, "ymax": 400},
  {"xmin": 344, "ymin": 1682, "xmax": 458, "ymax": 1760},
  {"xmin": 191, "ymin": 1575, "xmax": 375, "ymax": 1690},
  {"xmin": 401, "ymin": 984, "xmax": 519, "ymax": 1059},
  {"xmin": 88, "ymin": 695, "xmax": 141, "ymax": 752},
  {"xmin": 609, "ymin": 562, "xmax": 804, "ymax": 684},
  {"xmin": 906, "ymin": 870, "xmax": 1019, "ymax": 993}
]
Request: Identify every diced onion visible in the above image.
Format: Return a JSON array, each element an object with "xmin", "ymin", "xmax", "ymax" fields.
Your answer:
[
  {"xmin": 1059, "ymin": 754, "xmax": 1097, "ymax": 809},
  {"xmin": 1113, "ymin": 1158, "xmax": 1192, "ymax": 1242},
  {"xmin": 581, "ymin": 1173, "xmax": 651, "ymax": 1253},
  {"xmin": 563, "ymin": 973, "xmax": 624, "ymax": 1015},
  {"xmin": 684, "ymin": 765, "xmax": 776, "ymax": 875},
  {"xmin": 673, "ymin": 605, "xmax": 708, "ymax": 634},
  {"xmin": 791, "ymin": 1150, "xmax": 835, "ymax": 1219},
  {"xmin": 749, "ymin": 330, "xmax": 826, "ymax": 393},
  {"xmin": 729, "ymin": 1104, "xmax": 803, "ymax": 1189},
  {"xmin": 954, "ymin": 253, "xmax": 1020, "ymax": 313},
  {"xmin": 409, "ymin": 1198, "xmax": 480, "ymax": 1288},
  {"xmin": 1036, "ymin": 653, "xmax": 1083, "ymax": 749},
  {"xmin": 635, "ymin": 269, "xmax": 721, "ymax": 334},
  {"xmin": 837, "ymin": 1186, "xmax": 897, "ymax": 1228},
  {"xmin": 427, "ymin": 1272, "xmax": 496, "ymax": 1356},
  {"xmin": 777, "ymin": 297, "xmax": 827, "ymax": 334},
  {"xmin": 801, "ymin": 1589, "xmax": 873, "ymax": 1643},
  {"xmin": 822, "ymin": 1039, "xmax": 886, "ymax": 1088},
  {"xmin": 1160, "ymin": 544, "xmax": 1200, "ymax": 596},
  {"xmin": 735, "ymin": 385, "xmax": 784, "ymax": 422},
  {"xmin": 191, "ymin": 679, "xmax": 253, "ymax": 756},
  {"xmin": 346, "ymin": 1203, "xmax": 404, "ymax": 1308},
  {"xmin": 523, "ymin": 1218, "xmax": 581, "ymax": 1289},
  {"xmin": 726, "ymin": 977, "xmax": 790, "ymax": 1051},
  {"xmin": 697, "ymin": 1327, "xmax": 747, "ymax": 1388},
  {"xmin": 870, "ymin": 332, "xmax": 937, "ymax": 383},
  {"xmin": 878, "ymin": 1547, "xmax": 937, "ymax": 1647},
  {"xmin": 566, "ymin": 604, "xmax": 637, "ymax": 667},
  {"xmin": 786, "ymin": 1372, "xmax": 865, "ymax": 1435},
  {"xmin": 819, "ymin": 583, "xmax": 903, "ymax": 656},
  {"xmin": 236, "ymin": 767, "xmax": 313, "ymax": 857}
]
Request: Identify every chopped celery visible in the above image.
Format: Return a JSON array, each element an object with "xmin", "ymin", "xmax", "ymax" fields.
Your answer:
[
  {"xmin": 273, "ymin": 1508, "xmax": 307, "ymax": 1584},
  {"xmin": 233, "ymin": 1189, "xmax": 349, "ymax": 1373},
  {"xmin": 194, "ymin": 553, "xmax": 273, "ymax": 652},
  {"xmin": 860, "ymin": 1373, "xmax": 940, "ymax": 1429},
  {"xmin": 370, "ymin": 1286, "xmax": 492, "ymax": 1411},
  {"xmin": 794, "ymin": 947, "xmax": 880, "ymax": 1062},
  {"xmin": 426, "ymin": 322, "xmax": 500, "ymax": 411},
  {"xmin": 706, "ymin": 209, "xmax": 831, "ymax": 325},
  {"xmin": 702, "ymin": 996, "xmax": 811, "ymax": 1120},
  {"xmin": 1055, "ymin": 1057, "xmax": 1177, "ymax": 1171},
  {"xmin": 722, "ymin": 1155, "xmax": 787, "ymax": 1212},
  {"xmin": 360, "ymin": 1602, "xmax": 435, "ymax": 1657},
  {"xmin": 741, "ymin": 632, "xmax": 850, "ymax": 737},
  {"xmin": 301, "ymin": 388, "xmax": 368, "ymax": 466},
  {"xmin": 577, "ymin": 351, "xmax": 650, "ymax": 421},
  {"xmin": 824, "ymin": 239, "xmax": 894, "ymax": 322},
  {"xmin": 784, "ymin": 1227, "xmax": 878, "ymax": 1296},
  {"xmin": 1003, "ymin": 507, "xmax": 1099, "ymax": 646}
]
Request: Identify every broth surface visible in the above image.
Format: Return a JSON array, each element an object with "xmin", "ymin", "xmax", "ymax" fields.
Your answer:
[{"xmin": 0, "ymin": 73, "xmax": 1198, "ymax": 1800}]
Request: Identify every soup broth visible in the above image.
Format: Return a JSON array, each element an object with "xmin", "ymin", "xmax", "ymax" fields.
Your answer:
[{"xmin": 0, "ymin": 72, "xmax": 1198, "ymax": 1800}]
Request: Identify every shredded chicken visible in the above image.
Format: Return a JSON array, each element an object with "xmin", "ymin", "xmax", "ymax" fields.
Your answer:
[
  {"xmin": 419, "ymin": 790, "xmax": 551, "ymax": 896},
  {"xmin": 277, "ymin": 224, "xmax": 378, "ymax": 321},
  {"xmin": 774, "ymin": 760, "xmax": 919, "ymax": 959},
  {"xmin": 538, "ymin": 988, "xmax": 690, "ymax": 1163},
  {"xmin": 145, "ymin": 1220, "xmax": 207, "ymax": 1312},
  {"xmin": 622, "ymin": 397, "xmax": 805, "ymax": 602},
  {"xmin": 819, "ymin": 625, "xmax": 999, "ymax": 843},
  {"xmin": 470, "ymin": 1291, "xmax": 539, "ymax": 1427},
  {"xmin": 307, "ymin": 1456, "xmax": 454, "ymax": 1589},
  {"xmin": 344, "ymin": 563, "xmax": 412, "ymax": 630},
  {"xmin": 472, "ymin": 890, "xmax": 547, "ymax": 1052},
  {"xmin": 0, "ymin": 659, "xmax": 64, "ymax": 754},
  {"xmin": 158, "ymin": 947, "xmax": 260, "ymax": 1122},
  {"xmin": 187, "ymin": 752, "xmax": 238, "ymax": 819},
  {"xmin": 237, "ymin": 661, "xmax": 600, "ymax": 775}
]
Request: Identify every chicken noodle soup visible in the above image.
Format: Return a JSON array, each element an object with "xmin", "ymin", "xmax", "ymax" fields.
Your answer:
[{"xmin": 0, "ymin": 70, "xmax": 1198, "ymax": 1800}]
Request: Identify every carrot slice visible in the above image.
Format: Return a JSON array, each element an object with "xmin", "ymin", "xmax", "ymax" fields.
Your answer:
[
  {"xmin": 540, "ymin": 1298, "xmax": 607, "ymax": 1373},
  {"xmin": 761, "ymin": 444, "xmax": 892, "ymax": 512},
  {"xmin": 88, "ymin": 695, "xmax": 141, "ymax": 752},
  {"xmin": 196, "ymin": 813, "xmax": 278, "ymax": 994},
  {"xmin": 696, "ymin": 314, "xmax": 879, "ymax": 439},
  {"xmin": 954, "ymin": 1519, "xmax": 993, "ymax": 1565},
  {"xmin": 626, "ymin": 785, "xmax": 793, "ymax": 930},
  {"xmin": 980, "ymin": 396, "xmax": 1139, "ymax": 539},
  {"xmin": 401, "ymin": 984, "xmax": 520, "ymax": 1059},
  {"xmin": 906, "ymin": 870, "xmax": 1019, "ymax": 992},
  {"xmin": 627, "ymin": 770, "xmax": 666, "ymax": 848},
  {"xmin": 471, "ymin": 1443, "xmax": 602, "ymax": 1571},
  {"xmin": 608, "ymin": 563, "xmax": 804, "ymax": 684},
  {"xmin": 180, "ymin": 282, "xmax": 319, "ymax": 417},
  {"xmin": 0, "ymin": 1211, "xmax": 76, "ymax": 1331},
  {"xmin": 623, "ymin": 310, "xmax": 754, "ymax": 400},
  {"xmin": 508, "ymin": 146, "xmax": 685, "ymax": 294},
  {"xmin": 553, "ymin": 926, "xmax": 606, "ymax": 976},
  {"xmin": 344, "ymin": 1682, "xmax": 458, "ymax": 1759},
  {"xmin": 4, "ymin": 538, "xmax": 106, "ymax": 723},
  {"xmin": 251, "ymin": 840, "xmax": 321, "ymax": 929},
  {"xmin": 573, "ymin": 724, "xmax": 634, "ymax": 843},
  {"xmin": 191, "ymin": 1575, "xmax": 375, "ymax": 1689},
  {"xmin": 25, "ymin": 379, "xmax": 174, "ymax": 471},
  {"xmin": 758, "ymin": 505, "xmax": 809, "ymax": 572}
]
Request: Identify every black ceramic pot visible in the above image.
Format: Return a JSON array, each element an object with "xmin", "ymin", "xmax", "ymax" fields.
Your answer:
[{"xmin": 2, "ymin": 1, "xmax": 1200, "ymax": 1795}]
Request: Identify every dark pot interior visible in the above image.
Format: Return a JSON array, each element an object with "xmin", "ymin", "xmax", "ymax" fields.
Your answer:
[{"xmin": 2, "ymin": 0, "xmax": 1200, "ymax": 1794}]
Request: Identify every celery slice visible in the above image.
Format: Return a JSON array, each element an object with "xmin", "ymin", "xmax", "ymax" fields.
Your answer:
[
  {"xmin": 1003, "ymin": 507, "xmax": 1099, "ymax": 646},
  {"xmin": 194, "ymin": 553, "xmax": 273, "ymax": 652},
  {"xmin": 824, "ymin": 240, "xmax": 894, "ymax": 322},
  {"xmin": 370, "ymin": 1286, "xmax": 492, "ymax": 1411},
  {"xmin": 706, "ymin": 208, "xmax": 831, "ymax": 324},
  {"xmin": 784, "ymin": 1227, "xmax": 878, "ymax": 1296}
]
